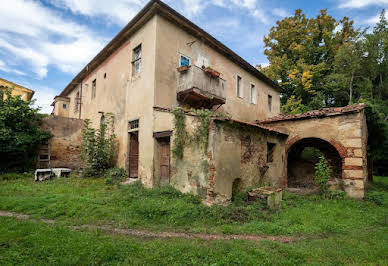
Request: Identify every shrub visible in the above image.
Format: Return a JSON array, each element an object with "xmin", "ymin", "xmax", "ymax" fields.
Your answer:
[
  {"xmin": 0, "ymin": 89, "xmax": 51, "ymax": 172},
  {"xmin": 105, "ymin": 167, "xmax": 127, "ymax": 185},
  {"xmin": 365, "ymin": 191, "xmax": 385, "ymax": 205},
  {"xmin": 81, "ymin": 113, "xmax": 117, "ymax": 176},
  {"xmin": 315, "ymin": 155, "xmax": 331, "ymax": 196}
]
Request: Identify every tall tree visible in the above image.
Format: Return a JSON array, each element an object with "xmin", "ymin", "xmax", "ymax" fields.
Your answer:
[{"xmin": 262, "ymin": 9, "xmax": 359, "ymax": 112}]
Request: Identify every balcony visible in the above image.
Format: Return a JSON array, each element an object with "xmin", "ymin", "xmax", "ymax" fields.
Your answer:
[{"xmin": 177, "ymin": 65, "xmax": 226, "ymax": 109}]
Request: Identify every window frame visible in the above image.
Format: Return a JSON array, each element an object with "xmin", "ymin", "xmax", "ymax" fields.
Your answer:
[
  {"xmin": 250, "ymin": 83, "xmax": 257, "ymax": 104},
  {"xmin": 92, "ymin": 79, "xmax": 96, "ymax": 99},
  {"xmin": 74, "ymin": 91, "xmax": 80, "ymax": 113},
  {"xmin": 236, "ymin": 75, "xmax": 243, "ymax": 98},
  {"xmin": 132, "ymin": 44, "xmax": 142, "ymax": 76},
  {"xmin": 179, "ymin": 54, "xmax": 191, "ymax": 67},
  {"xmin": 267, "ymin": 142, "xmax": 276, "ymax": 163},
  {"xmin": 268, "ymin": 94, "xmax": 272, "ymax": 112}
]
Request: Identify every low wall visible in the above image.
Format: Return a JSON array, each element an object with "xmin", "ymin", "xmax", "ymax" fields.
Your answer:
[{"xmin": 41, "ymin": 116, "xmax": 84, "ymax": 169}]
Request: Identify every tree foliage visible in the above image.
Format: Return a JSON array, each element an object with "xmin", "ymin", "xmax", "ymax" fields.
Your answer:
[
  {"xmin": 81, "ymin": 113, "xmax": 117, "ymax": 176},
  {"xmin": 263, "ymin": 9, "xmax": 388, "ymax": 175},
  {"xmin": 0, "ymin": 89, "xmax": 51, "ymax": 172}
]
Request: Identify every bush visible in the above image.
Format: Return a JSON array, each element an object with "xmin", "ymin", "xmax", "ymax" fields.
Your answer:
[
  {"xmin": 365, "ymin": 191, "xmax": 385, "ymax": 205},
  {"xmin": 0, "ymin": 89, "xmax": 51, "ymax": 172},
  {"xmin": 81, "ymin": 113, "xmax": 117, "ymax": 176},
  {"xmin": 315, "ymin": 155, "xmax": 331, "ymax": 195},
  {"xmin": 104, "ymin": 168, "xmax": 127, "ymax": 185}
]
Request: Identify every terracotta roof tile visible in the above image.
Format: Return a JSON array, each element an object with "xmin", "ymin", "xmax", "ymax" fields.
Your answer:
[{"xmin": 258, "ymin": 104, "xmax": 367, "ymax": 124}]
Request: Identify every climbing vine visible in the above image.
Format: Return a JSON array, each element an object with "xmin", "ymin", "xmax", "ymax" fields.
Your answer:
[
  {"xmin": 172, "ymin": 107, "xmax": 228, "ymax": 159},
  {"xmin": 191, "ymin": 108, "xmax": 213, "ymax": 152},
  {"xmin": 172, "ymin": 108, "xmax": 186, "ymax": 159}
]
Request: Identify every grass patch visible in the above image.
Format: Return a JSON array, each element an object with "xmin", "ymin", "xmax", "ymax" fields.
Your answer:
[
  {"xmin": 0, "ymin": 174, "xmax": 387, "ymax": 237},
  {"xmin": 0, "ymin": 216, "xmax": 386, "ymax": 265}
]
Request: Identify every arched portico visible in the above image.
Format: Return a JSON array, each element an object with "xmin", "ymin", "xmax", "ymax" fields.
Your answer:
[{"xmin": 258, "ymin": 104, "xmax": 368, "ymax": 198}]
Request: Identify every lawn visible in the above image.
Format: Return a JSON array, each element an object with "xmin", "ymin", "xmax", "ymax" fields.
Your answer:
[{"xmin": 0, "ymin": 173, "xmax": 387, "ymax": 265}]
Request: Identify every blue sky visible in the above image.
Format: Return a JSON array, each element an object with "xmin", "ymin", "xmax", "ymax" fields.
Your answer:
[{"xmin": 0, "ymin": 0, "xmax": 386, "ymax": 113}]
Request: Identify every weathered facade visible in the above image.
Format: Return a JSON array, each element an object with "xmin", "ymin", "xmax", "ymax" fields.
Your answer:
[
  {"xmin": 48, "ymin": 0, "xmax": 369, "ymax": 200},
  {"xmin": 0, "ymin": 77, "xmax": 34, "ymax": 101},
  {"xmin": 40, "ymin": 116, "xmax": 84, "ymax": 170},
  {"xmin": 258, "ymin": 105, "xmax": 368, "ymax": 199}
]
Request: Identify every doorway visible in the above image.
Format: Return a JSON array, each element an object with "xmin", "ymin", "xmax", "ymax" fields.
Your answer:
[
  {"xmin": 129, "ymin": 132, "xmax": 139, "ymax": 178},
  {"xmin": 158, "ymin": 137, "xmax": 171, "ymax": 186}
]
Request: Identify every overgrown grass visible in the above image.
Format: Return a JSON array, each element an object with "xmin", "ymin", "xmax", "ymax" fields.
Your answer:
[
  {"xmin": 0, "ymin": 174, "xmax": 387, "ymax": 264},
  {"xmin": 0, "ymin": 216, "xmax": 386, "ymax": 265},
  {"xmin": 0, "ymin": 174, "xmax": 387, "ymax": 237}
]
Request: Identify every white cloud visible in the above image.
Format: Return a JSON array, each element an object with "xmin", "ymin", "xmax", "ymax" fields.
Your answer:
[
  {"xmin": 0, "ymin": 0, "xmax": 106, "ymax": 79},
  {"xmin": 364, "ymin": 11, "xmax": 387, "ymax": 24},
  {"xmin": 31, "ymin": 86, "xmax": 56, "ymax": 114},
  {"xmin": 272, "ymin": 8, "xmax": 291, "ymax": 18},
  {"xmin": 50, "ymin": 0, "xmax": 148, "ymax": 25},
  {"xmin": 339, "ymin": 0, "xmax": 388, "ymax": 8}
]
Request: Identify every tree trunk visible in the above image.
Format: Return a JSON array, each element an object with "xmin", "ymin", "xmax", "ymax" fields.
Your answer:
[{"xmin": 349, "ymin": 72, "xmax": 354, "ymax": 105}]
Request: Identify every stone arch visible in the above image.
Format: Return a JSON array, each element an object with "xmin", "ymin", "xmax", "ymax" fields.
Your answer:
[{"xmin": 286, "ymin": 137, "xmax": 346, "ymax": 189}]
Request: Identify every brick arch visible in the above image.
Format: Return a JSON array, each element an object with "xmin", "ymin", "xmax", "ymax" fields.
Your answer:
[{"xmin": 284, "ymin": 137, "xmax": 347, "ymax": 189}]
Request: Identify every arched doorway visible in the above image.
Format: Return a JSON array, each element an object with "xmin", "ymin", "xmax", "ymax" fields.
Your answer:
[{"xmin": 287, "ymin": 138, "xmax": 343, "ymax": 188}]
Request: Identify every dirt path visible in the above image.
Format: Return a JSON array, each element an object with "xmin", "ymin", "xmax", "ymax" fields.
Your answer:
[{"xmin": 0, "ymin": 210, "xmax": 307, "ymax": 243}]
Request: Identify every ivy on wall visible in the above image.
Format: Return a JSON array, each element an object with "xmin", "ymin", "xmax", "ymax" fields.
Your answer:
[{"xmin": 172, "ymin": 108, "xmax": 228, "ymax": 160}]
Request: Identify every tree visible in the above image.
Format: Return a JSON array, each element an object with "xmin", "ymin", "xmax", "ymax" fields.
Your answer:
[
  {"xmin": 263, "ymin": 9, "xmax": 359, "ymax": 112},
  {"xmin": 0, "ymin": 89, "xmax": 51, "ymax": 172},
  {"xmin": 81, "ymin": 113, "xmax": 117, "ymax": 176}
]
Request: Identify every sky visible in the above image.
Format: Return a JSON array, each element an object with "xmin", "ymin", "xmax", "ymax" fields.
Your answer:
[{"xmin": 0, "ymin": 0, "xmax": 387, "ymax": 113}]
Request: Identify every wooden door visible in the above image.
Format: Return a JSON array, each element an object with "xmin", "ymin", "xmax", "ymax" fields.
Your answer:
[
  {"xmin": 159, "ymin": 139, "xmax": 170, "ymax": 185},
  {"xmin": 129, "ymin": 133, "xmax": 139, "ymax": 178}
]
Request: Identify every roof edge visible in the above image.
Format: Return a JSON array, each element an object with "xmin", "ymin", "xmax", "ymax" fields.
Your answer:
[
  {"xmin": 59, "ymin": 0, "xmax": 283, "ymax": 97},
  {"xmin": 258, "ymin": 104, "xmax": 367, "ymax": 124}
]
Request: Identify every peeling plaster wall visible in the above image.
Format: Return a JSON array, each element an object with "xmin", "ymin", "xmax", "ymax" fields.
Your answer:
[
  {"xmin": 209, "ymin": 121, "xmax": 286, "ymax": 204},
  {"xmin": 153, "ymin": 110, "xmax": 286, "ymax": 204},
  {"xmin": 41, "ymin": 116, "xmax": 84, "ymax": 169},
  {"xmin": 154, "ymin": 15, "xmax": 281, "ymax": 122},
  {"xmin": 64, "ymin": 17, "xmax": 158, "ymax": 186},
  {"xmin": 262, "ymin": 111, "xmax": 368, "ymax": 198}
]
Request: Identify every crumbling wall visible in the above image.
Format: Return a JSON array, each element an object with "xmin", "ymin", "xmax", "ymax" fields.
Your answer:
[
  {"xmin": 208, "ymin": 121, "xmax": 287, "ymax": 204},
  {"xmin": 41, "ymin": 116, "xmax": 84, "ymax": 169},
  {"xmin": 261, "ymin": 110, "xmax": 368, "ymax": 198}
]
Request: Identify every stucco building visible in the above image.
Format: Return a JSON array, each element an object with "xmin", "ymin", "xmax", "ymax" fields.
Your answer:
[
  {"xmin": 50, "ymin": 0, "xmax": 368, "ymax": 201},
  {"xmin": 0, "ymin": 77, "xmax": 34, "ymax": 101}
]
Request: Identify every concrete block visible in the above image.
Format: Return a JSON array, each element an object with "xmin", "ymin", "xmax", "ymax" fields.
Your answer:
[{"xmin": 248, "ymin": 187, "xmax": 282, "ymax": 209}]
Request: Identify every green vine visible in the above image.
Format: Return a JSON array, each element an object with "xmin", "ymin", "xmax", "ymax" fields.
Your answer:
[
  {"xmin": 190, "ymin": 108, "xmax": 214, "ymax": 152},
  {"xmin": 172, "ymin": 108, "xmax": 186, "ymax": 159},
  {"xmin": 172, "ymin": 107, "xmax": 230, "ymax": 159}
]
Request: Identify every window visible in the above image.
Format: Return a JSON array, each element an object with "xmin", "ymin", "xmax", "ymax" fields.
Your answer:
[
  {"xmin": 250, "ymin": 84, "xmax": 256, "ymax": 104},
  {"xmin": 129, "ymin": 119, "xmax": 139, "ymax": 130},
  {"xmin": 100, "ymin": 115, "xmax": 105, "ymax": 126},
  {"xmin": 132, "ymin": 45, "xmax": 142, "ymax": 76},
  {"xmin": 74, "ymin": 91, "xmax": 80, "ymax": 112},
  {"xmin": 236, "ymin": 75, "xmax": 242, "ymax": 98},
  {"xmin": 267, "ymin": 142, "xmax": 276, "ymax": 163},
  {"xmin": 104, "ymin": 73, "xmax": 107, "ymax": 79},
  {"xmin": 92, "ymin": 79, "xmax": 96, "ymax": 99},
  {"xmin": 268, "ymin": 95, "xmax": 272, "ymax": 112},
  {"xmin": 179, "ymin": 55, "xmax": 190, "ymax": 67},
  {"xmin": 63, "ymin": 103, "xmax": 67, "ymax": 109}
]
